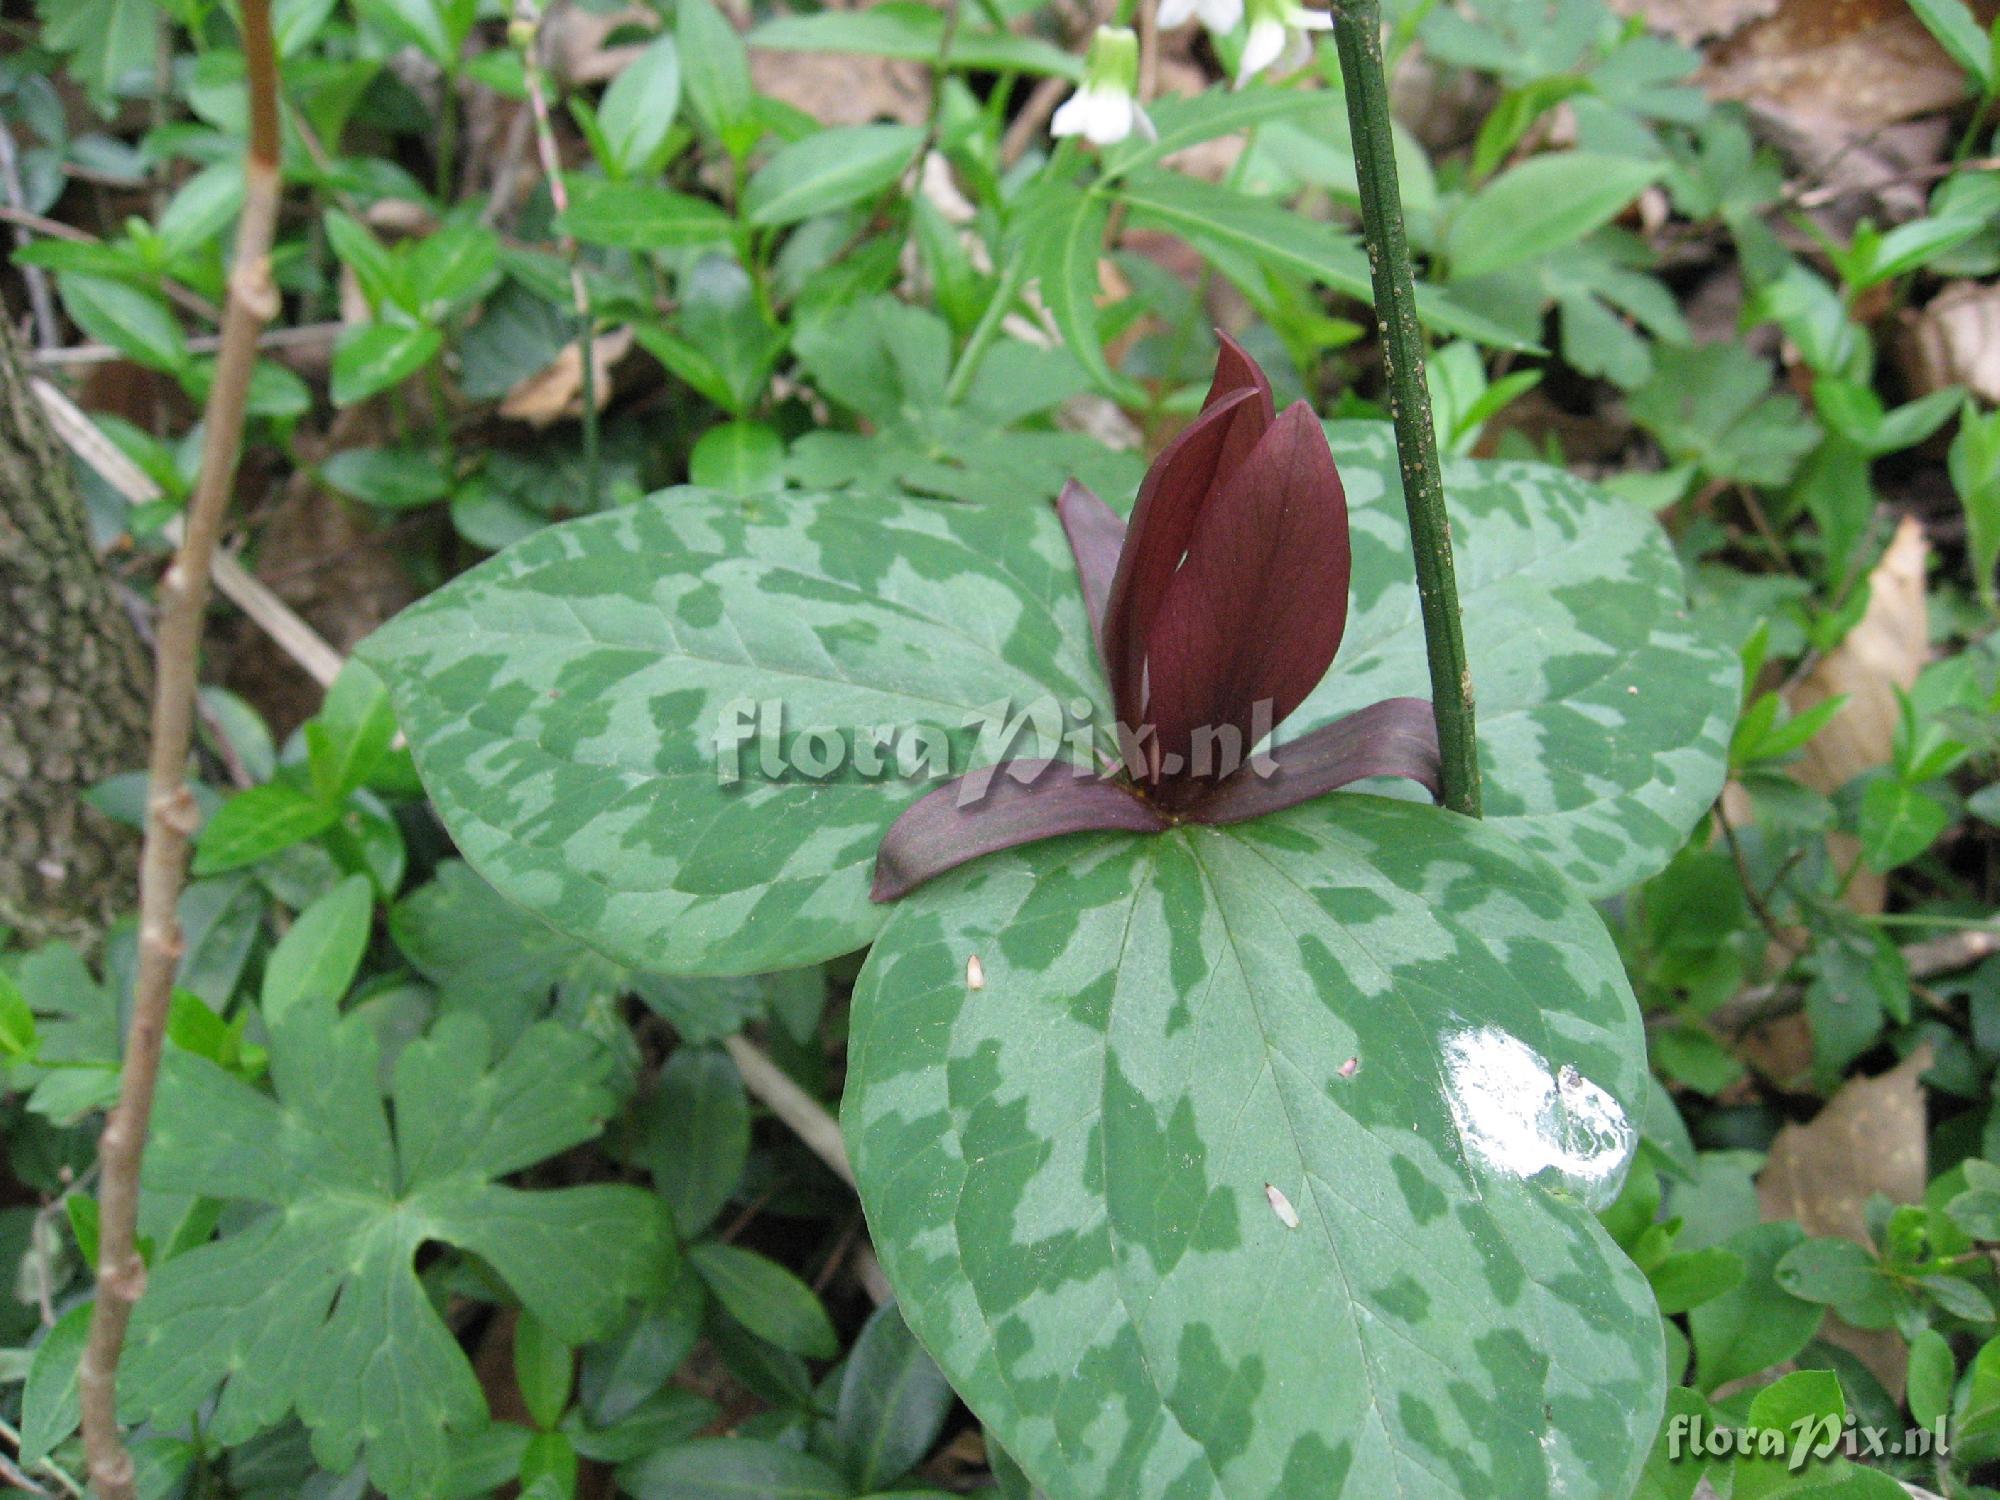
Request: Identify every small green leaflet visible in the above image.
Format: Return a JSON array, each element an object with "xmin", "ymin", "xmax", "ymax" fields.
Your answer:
[
  {"xmin": 119, "ymin": 1001, "xmax": 673, "ymax": 1498},
  {"xmin": 846, "ymin": 795, "xmax": 1662, "ymax": 1500}
]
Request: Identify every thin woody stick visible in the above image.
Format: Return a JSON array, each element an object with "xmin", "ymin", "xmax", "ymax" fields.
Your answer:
[{"xmin": 76, "ymin": 1, "xmax": 283, "ymax": 1492}]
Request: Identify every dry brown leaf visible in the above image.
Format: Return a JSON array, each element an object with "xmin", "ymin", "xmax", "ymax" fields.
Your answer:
[
  {"xmin": 1699, "ymin": 0, "xmax": 1989, "ymax": 131},
  {"xmin": 1787, "ymin": 515, "xmax": 1930, "ymax": 913},
  {"xmin": 750, "ymin": 51, "xmax": 928, "ymax": 126},
  {"xmin": 1756, "ymin": 1043, "xmax": 1933, "ymax": 1396},
  {"xmin": 1900, "ymin": 282, "xmax": 2000, "ymax": 406},
  {"xmin": 499, "ymin": 328, "xmax": 635, "ymax": 427},
  {"xmin": 1606, "ymin": 0, "xmax": 1779, "ymax": 46}
]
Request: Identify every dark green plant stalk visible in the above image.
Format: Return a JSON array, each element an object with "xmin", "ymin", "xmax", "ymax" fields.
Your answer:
[{"xmin": 1330, "ymin": 0, "xmax": 1481, "ymax": 818}]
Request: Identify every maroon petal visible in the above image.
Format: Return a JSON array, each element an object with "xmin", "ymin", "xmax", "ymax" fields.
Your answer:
[
  {"xmin": 1141, "ymin": 401, "xmax": 1351, "ymax": 798},
  {"xmin": 1180, "ymin": 698, "xmax": 1441, "ymax": 826},
  {"xmin": 1098, "ymin": 387, "xmax": 1267, "ymax": 726},
  {"xmin": 1056, "ymin": 479, "xmax": 1126, "ymax": 663},
  {"xmin": 1206, "ymin": 328, "xmax": 1277, "ymax": 478},
  {"xmin": 871, "ymin": 760, "xmax": 1168, "ymax": 902}
]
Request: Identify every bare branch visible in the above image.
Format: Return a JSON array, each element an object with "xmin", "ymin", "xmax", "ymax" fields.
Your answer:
[{"xmin": 76, "ymin": 2, "xmax": 283, "ymax": 1492}]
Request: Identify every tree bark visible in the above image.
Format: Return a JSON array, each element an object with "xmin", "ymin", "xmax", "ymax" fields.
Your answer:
[{"xmin": 0, "ymin": 306, "xmax": 151, "ymax": 948}]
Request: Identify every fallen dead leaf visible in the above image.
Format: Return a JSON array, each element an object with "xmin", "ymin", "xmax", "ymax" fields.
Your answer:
[
  {"xmin": 751, "ymin": 49, "xmax": 929, "ymax": 125},
  {"xmin": 1699, "ymin": 0, "xmax": 1991, "ymax": 132},
  {"xmin": 1788, "ymin": 515, "xmax": 1930, "ymax": 913},
  {"xmin": 1900, "ymin": 281, "xmax": 2000, "ymax": 406},
  {"xmin": 1757, "ymin": 1043, "xmax": 1933, "ymax": 1397},
  {"xmin": 499, "ymin": 327, "xmax": 634, "ymax": 427}
]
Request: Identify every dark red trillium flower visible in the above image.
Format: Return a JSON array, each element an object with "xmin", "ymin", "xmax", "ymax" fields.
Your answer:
[{"xmin": 871, "ymin": 334, "xmax": 1443, "ymax": 903}]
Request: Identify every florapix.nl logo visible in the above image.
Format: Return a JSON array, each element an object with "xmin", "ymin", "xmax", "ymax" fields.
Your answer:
[{"xmin": 711, "ymin": 695, "xmax": 1281, "ymax": 805}]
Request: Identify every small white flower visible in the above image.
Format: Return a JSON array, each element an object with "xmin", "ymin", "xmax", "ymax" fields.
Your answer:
[
  {"xmin": 1051, "ymin": 27, "xmax": 1157, "ymax": 147},
  {"xmin": 1234, "ymin": 0, "xmax": 1331, "ymax": 85},
  {"xmin": 1159, "ymin": 0, "xmax": 1244, "ymax": 33}
]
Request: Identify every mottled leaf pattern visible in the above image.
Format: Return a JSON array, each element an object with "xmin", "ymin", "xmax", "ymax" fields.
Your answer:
[
  {"xmin": 362, "ymin": 423, "xmax": 1730, "ymax": 978},
  {"xmin": 1292, "ymin": 424, "xmax": 1736, "ymax": 897},
  {"xmin": 846, "ymin": 796, "xmax": 1662, "ymax": 1500},
  {"xmin": 362, "ymin": 491, "xmax": 1104, "ymax": 975}
]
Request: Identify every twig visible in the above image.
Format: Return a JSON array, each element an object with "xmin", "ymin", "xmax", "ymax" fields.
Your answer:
[
  {"xmin": 0, "ymin": 207, "xmax": 223, "ymax": 326},
  {"xmin": 0, "ymin": 1412, "xmax": 85, "ymax": 1498},
  {"xmin": 32, "ymin": 378, "xmax": 343, "ymax": 688},
  {"xmin": 1330, "ymin": 0, "xmax": 1481, "ymax": 817},
  {"xmin": 31, "ymin": 321, "xmax": 342, "ymax": 369},
  {"xmin": 722, "ymin": 1034, "xmax": 854, "ymax": 1188},
  {"xmin": 1136, "ymin": 0, "xmax": 1159, "ymax": 103},
  {"xmin": 77, "ymin": 2, "xmax": 282, "ymax": 1493},
  {"xmin": 1000, "ymin": 75, "xmax": 1069, "ymax": 168},
  {"xmin": 0, "ymin": 117, "xmax": 59, "ymax": 349},
  {"xmin": 512, "ymin": 0, "xmax": 601, "ymax": 510}
]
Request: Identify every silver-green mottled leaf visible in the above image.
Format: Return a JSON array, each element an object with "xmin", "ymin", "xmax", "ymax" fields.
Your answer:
[
  {"xmin": 845, "ymin": 796, "xmax": 1662, "ymax": 1500},
  {"xmin": 1292, "ymin": 424, "xmax": 1735, "ymax": 897},
  {"xmin": 362, "ymin": 423, "xmax": 1730, "ymax": 980},
  {"xmin": 361, "ymin": 489, "xmax": 1102, "ymax": 976}
]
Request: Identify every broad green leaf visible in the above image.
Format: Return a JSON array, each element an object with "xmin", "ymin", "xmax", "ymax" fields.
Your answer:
[
  {"xmin": 598, "ymin": 34, "xmax": 682, "ymax": 177},
  {"xmin": 618, "ymin": 1438, "xmax": 850, "ymax": 1500},
  {"xmin": 1688, "ymin": 1221, "xmax": 1822, "ymax": 1393},
  {"xmin": 751, "ymin": 4, "xmax": 1081, "ymax": 77},
  {"xmin": 559, "ymin": 177, "xmax": 733, "ymax": 251},
  {"xmin": 361, "ymin": 488, "xmax": 1101, "ymax": 975},
  {"xmin": 637, "ymin": 1044, "xmax": 749, "ymax": 1237},
  {"xmin": 1015, "ymin": 183, "xmax": 1131, "ymax": 401},
  {"xmin": 1907, "ymin": 1327, "xmax": 1955, "ymax": 1430},
  {"xmin": 192, "ymin": 781, "xmax": 341, "ymax": 875},
  {"xmin": 846, "ymin": 795, "xmax": 1661, "ymax": 1500},
  {"xmin": 677, "ymin": 0, "xmax": 755, "ymax": 149},
  {"xmin": 690, "ymin": 420, "xmax": 785, "ymax": 494},
  {"xmin": 38, "ymin": 0, "xmax": 154, "ymax": 111},
  {"xmin": 1114, "ymin": 171, "xmax": 1533, "ymax": 352},
  {"xmin": 58, "ymin": 272, "xmax": 186, "ymax": 372},
  {"xmin": 742, "ymin": 124, "xmax": 924, "ymax": 227},
  {"xmin": 364, "ymin": 426, "xmax": 1731, "ymax": 979},
  {"xmin": 1288, "ymin": 424, "xmax": 1736, "ymax": 898},
  {"xmin": 306, "ymin": 660, "xmax": 398, "ymax": 802},
  {"xmin": 157, "ymin": 161, "xmax": 245, "ymax": 258},
  {"xmin": 19, "ymin": 1301, "xmax": 91, "ymax": 1464},
  {"xmin": 1858, "ymin": 778, "xmax": 1950, "ymax": 871},
  {"xmin": 331, "ymin": 322, "xmax": 444, "ymax": 406},
  {"xmin": 320, "ymin": 446, "xmax": 452, "ymax": 511},
  {"xmin": 0, "ymin": 969, "xmax": 36, "ymax": 1059},
  {"xmin": 513, "ymin": 1310, "xmax": 573, "ymax": 1431},
  {"xmin": 121, "ymin": 1001, "xmax": 672, "ymax": 1499},
  {"xmin": 686, "ymin": 1242, "xmax": 838, "ymax": 1358},
  {"xmin": 834, "ymin": 1301, "xmax": 954, "ymax": 1491},
  {"xmin": 261, "ymin": 874, "xmax": 373, "ymax": 1022},
  {"xmin": 1444, "ymin": 153, "xmax": 1665, "ymax": 281},
  {"xmin": 352, "ymin": 0, "xmax": 456, "ymax": 65}
]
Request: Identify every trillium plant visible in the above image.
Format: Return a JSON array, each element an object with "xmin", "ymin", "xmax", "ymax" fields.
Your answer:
[
  {"xmin": 358, "ymin": 12, "xmax": 1740, "ymax": 1497},
  {"xmin": 871, "ymin": 336, "xmax": 1441, "ymax": 902},
  {"xmin": 365, "ymin": 370, "xmax": 1738, "ymax": 1499}
]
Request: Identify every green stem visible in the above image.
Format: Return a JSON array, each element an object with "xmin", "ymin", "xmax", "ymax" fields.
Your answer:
[
  {"xmin": 943, "ymin": 246, "xmax": 1027, "ymax": 406},
  {"xmin": 1331, "ymin": 0, "xmax": 1481, "ymax": 818}
]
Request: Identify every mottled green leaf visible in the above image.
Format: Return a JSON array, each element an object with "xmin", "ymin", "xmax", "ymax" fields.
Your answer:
[
  {"xmin": 1289, "ymin": 424, "xmax": 1736, "ymax": 897},
  {"xmin": 363, "ymin": 425, "xmax": 1730, "ymax": 981},
  {"xmin": 362, "ymin": 488, "xmax": 1099, "ymax": 975},
  {"xmin": 331, "ymin": 322, "xmax": 444, "ymax": 406},
  {"xmin": 847, "ymin": 796, "xmax": 1661, "ymax": 1500}
]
